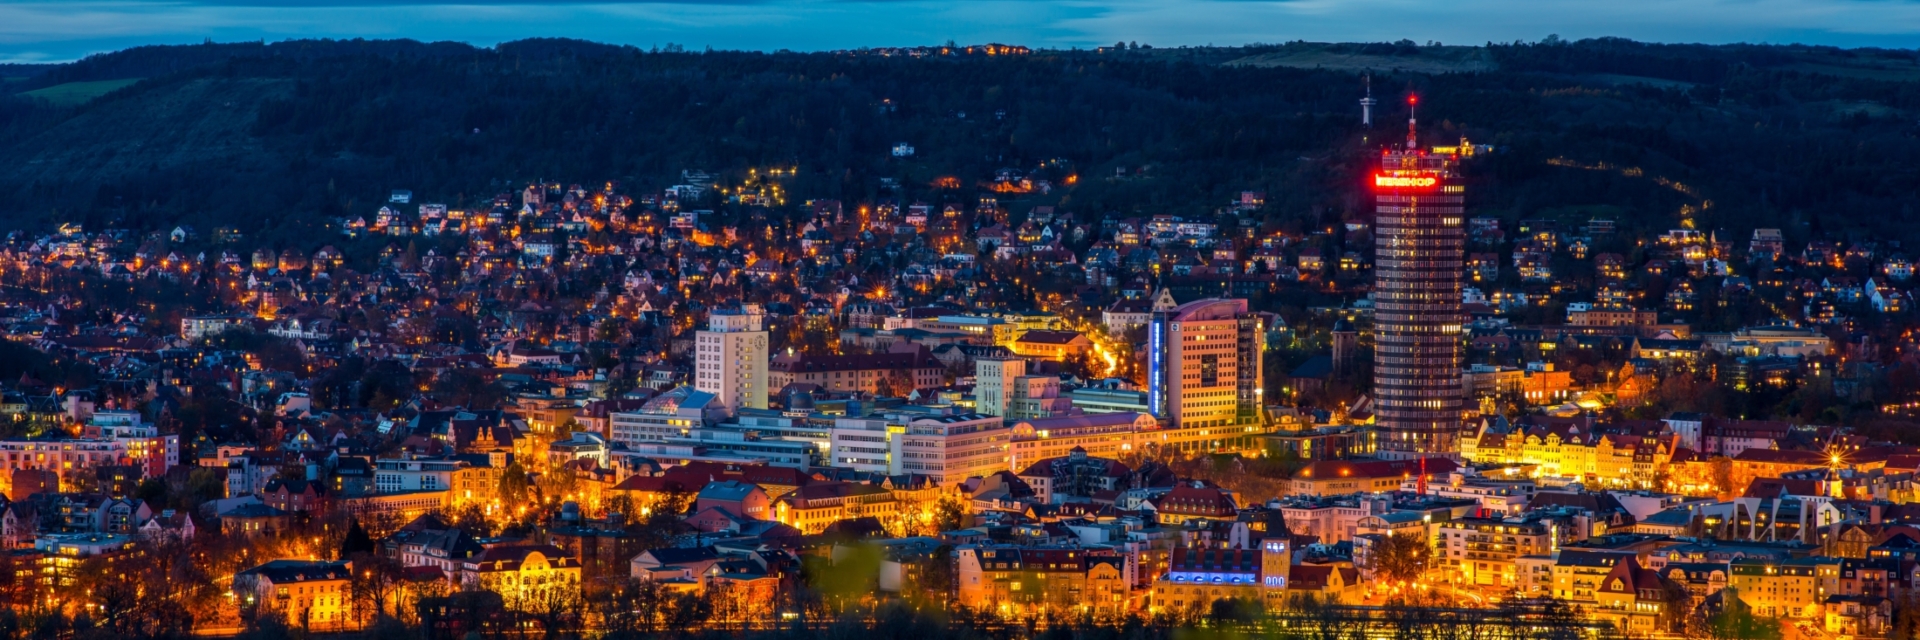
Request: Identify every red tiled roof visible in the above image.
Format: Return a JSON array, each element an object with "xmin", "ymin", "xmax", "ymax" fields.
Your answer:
[
  {"xmin": 1168, "ymin": 547, "xmax": 1260, "ymax": 573},
  {"xmin": 769, "ymin": 350, "xmax": 939, "ymax": 373},
  {"xmin": 664, "ymin": 462, "xmax": 812, "ymax": 489},
  {"xmin": 778, "ymin": 481, "xmax": 892, "ymax": 507},
  {"xmin": 1597, "ymin": 557, "xmax": 1665, "ymax": 596},
  {"xmin": 1733, "ymin": 449, "xmax": 1828, "ymax": 465},
  {"xmin": 1287, "ymin": 564, "xmax": 1333, "ymax": 590},
  {"xmin": 1743, "ymin": 478, "xmax": 1824, "ymax": 498},
  {"xmin": 468, "ymin": 544, "xmax": 577, "ymax": 572},
  {"xmin": 610, "ymin": 476, "xmax": 694, "ymax": 493},
  {"xmin": 1153, "ymin": 485, "xmax": 1237, "ymax": 516},
  {"xmin": 1705, "ymin": 417, "xmax": 1791, "ymax": 439},
  {"xmin": 1293, "ymin": 457, "xmax": 1459, "ymax": 481},
  {"xmin": 1015, "ymin": 452, "xmax": 1130, "ymax": 479}
]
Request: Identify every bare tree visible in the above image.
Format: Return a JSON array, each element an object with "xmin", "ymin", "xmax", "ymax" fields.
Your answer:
[
  {"xmin": 1358, "ymin": 531, "xmax": 1434, "ymax": 587},
  {"xmin": 348, "ymin": 550, "xmax": 408, "ymax": 624}
]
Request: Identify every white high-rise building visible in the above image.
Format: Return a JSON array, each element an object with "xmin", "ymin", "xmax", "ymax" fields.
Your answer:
[
  {"xmin": 975, "ymin": 357, "xmax": 1024, "ymax": 418},
  {"xmin": 696, "ymin": 307, "xmax": 769, "ymax": 416},
  {"xmin": 975, "ymin": 357, "xmax": 1072, "ymax": 420}
]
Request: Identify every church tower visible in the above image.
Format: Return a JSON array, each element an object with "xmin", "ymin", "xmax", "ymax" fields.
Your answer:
[{"xmin": 1260, "ymin": 508, "xmax": 1292, "ymax": 588}]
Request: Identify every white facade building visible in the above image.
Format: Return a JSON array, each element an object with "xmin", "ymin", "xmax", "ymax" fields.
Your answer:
[
  {"xmin": 696, "ymin": 308, "xmax": 769, "ymax": 416},
  {"xmin": 975, "ymin": 357, "xmax": 1023, "ymax": 418},
  {"xmin": 374, "ymin": 457, "xmax": 465, "ymax": 493},
  {"xmin": 898, "ymin": 412, "xmax": 1009, "ymax": 485},
  {"xmin": 829, "ymin": 415, "xmax": 899, "ymax": 474},
  {"xmin": 181, "ymin": 315, "xmax": 248, "ymax": 340},
  {"xmin": 607, "ymin": 387, "xmax": 721, "ymax": 449}
]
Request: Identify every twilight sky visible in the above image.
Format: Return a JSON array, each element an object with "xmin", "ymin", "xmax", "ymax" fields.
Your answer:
[{"xmin": 2, "ymin": 0, "xmax": 1919, "ymax": 64}]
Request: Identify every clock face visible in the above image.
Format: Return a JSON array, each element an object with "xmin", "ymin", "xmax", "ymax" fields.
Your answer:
[{"xmin": 751, "ymin": 335, "xmax": 767, "ymax": 350}]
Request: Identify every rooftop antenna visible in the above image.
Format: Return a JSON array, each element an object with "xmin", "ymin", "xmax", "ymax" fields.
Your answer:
[
  {"xmin": 1360, "ymin": 75, "xmax": 1377, "ymax": 127},
  {"xmin": 1406, "ymin": 94, "xmax": 1419, "ymax": 151},
  {"xmin": 1417, "ymin": 446, "xmax": 1428, "ymax": 496}
]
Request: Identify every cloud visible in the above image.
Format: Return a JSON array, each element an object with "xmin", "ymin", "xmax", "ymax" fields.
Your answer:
[
  {"xmin": 1, "ymin": 0, "xmax": 769, "ymax": 5},
  {"xmin": 0, "ymin": 0, "xmax": 1917, "ymax": 64},
  {"xmin": 1054, "ymin": 0, "xmax": 1920, "ymax": 47}
]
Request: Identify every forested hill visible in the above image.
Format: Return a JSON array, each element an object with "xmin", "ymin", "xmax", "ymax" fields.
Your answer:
[{"xmin": 2, "ymin": 37, "xmax": 1919, "ymax": 250}]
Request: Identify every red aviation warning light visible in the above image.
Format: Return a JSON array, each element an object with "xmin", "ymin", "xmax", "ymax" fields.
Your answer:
[{"xmin": 1405, "ymin": 93, "xmax": 1419, "ymax": 150}]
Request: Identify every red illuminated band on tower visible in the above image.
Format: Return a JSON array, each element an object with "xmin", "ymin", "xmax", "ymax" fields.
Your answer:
[
  {"xmin": 1373, "ymin": 174, "xmax": 1438, "ymax": 189},
  {"xmin": 1372, "ymin": 129, "xmax": 1466, "ymax": 461}
]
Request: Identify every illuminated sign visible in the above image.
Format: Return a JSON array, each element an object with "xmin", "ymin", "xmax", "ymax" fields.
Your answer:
[
  {"xmin": 1374, "ymin": 175, "xmax": 1438, "ymax": 188},
  {"xmin": 1148, "ymin": 316, "xmax": 1164, "ymax": 418}
]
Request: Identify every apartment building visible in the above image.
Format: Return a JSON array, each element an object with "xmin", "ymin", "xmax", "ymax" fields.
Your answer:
[
  {"xmin": 373, "ymin": 456, "xmax": 466, "ymax": 493},
  {"xmin": 695, "ymin": 307, "xmax": 769, "ymax": 416},
  {"xmin": 1007, "ymin": 412, "xmax": 1158, "ymax": 473},
  {"xmin": 606, "ymin": 387, "xmax": 725, "ymax": 449},
  {"xmin": 956, "ymin": 545, "xmax": 1130, "ymax": 616},
  {"xmin": 768, "ymin": 349, "xmax": 945, "ymax": 395},
  {"xmin": 771, "ymin": 481, "xmax": 902, "ymax": 535},
  {"xmin": 1729, "ymin": 557, "xmax": 1831, "ymax": 618},
  {"xmin": 898, "ymin": 412, "xmax": 1008, "ymax": 486},
  {"xmin": 975, "ymin": 357, "xmax": 1072, "ymax": 420},
  {"xmin": 233, "ymin": 560, "xmax": 353, "ymax": 628},
  {"xmin": 458, "ymin": 544, "xmax": 582, "ymax": 607},
  {"xmin": 1437, "ymin": 517, "xmax": 1557, "ymax": 591}
]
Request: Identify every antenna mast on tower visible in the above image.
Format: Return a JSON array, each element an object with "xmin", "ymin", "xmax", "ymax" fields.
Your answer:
[
  {"xmin": 1406, "ymin": 94, "xmax": 1419, "ymax": 151},
  {"xmin": 1360, "ymin": 75, "xmax": 1377, "ymax": 127},
  {"xmin": 1417, "ymin": 449, "xmax": 1428, "ymax": 496}
]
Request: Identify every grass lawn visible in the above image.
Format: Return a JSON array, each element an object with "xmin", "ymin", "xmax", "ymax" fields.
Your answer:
[{"xmin": 18, "ymin": 78, "xmax": 142, "ymax": 106}]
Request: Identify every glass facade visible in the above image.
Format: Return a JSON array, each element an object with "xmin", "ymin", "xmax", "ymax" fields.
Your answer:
[{"xmin": 1373, "ymin": 149, "xmax": 1466, "ymax": 457}]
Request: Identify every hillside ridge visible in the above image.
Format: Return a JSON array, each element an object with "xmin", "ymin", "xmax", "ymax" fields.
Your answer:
[{"xmin": 0, "ymin": 37, "xmax": 1915, "ymax": 253}]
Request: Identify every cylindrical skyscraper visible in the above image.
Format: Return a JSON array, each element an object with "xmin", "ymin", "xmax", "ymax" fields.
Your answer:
[{"xmin": 1372, "ymin": 99, "xmax": 1465, "ymax": 458}]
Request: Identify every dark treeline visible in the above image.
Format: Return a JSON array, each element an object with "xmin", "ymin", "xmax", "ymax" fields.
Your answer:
[{"xmin": 3, "ymin": 37, "xmax": 1920, "ymax": 252}]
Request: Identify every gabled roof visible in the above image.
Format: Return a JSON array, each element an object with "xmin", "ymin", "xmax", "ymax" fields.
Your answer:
[
  {"xmin": 638, "ymin": 545, "xmax": 721, "ymax": 566},
  {"xmin": 1015, "ymin": 451, "xmax": 1130, "ymax": 479},
  {"xmin": 1167, "ymin": 547, "xmax": 1259, "ymax": 573},
  {"xmin": 407, "ymin": 527, "xmax": 484, "ymax": 560},
  {"xmin": 1152, "ymin": 484, "xmax": 1237, "ymax": 516},
  {"xmin": 1733, "ymin": 448, "xmax": 1828, "ymax": 465},
  {"xmin": 1743, "ymin": 477, "xmax": 1824, "ymax": 498},
  {"xmin": 779, "ymin": 481, "xmax": 893, "ymax": 506},
  {"xmin": 263, "ymin": 477, "xmax": 327, "ymax": 496},
  {"xmin": 1597, "ymin": 557, "xmax": 1666, "ymax": 597},
  {"xmin": 468, "ymin": 544, "xmax": 576, "ymax": 571},
  {"xmin": 769, "ymin": 350, "xmax": 941, "ymax": 373},
  {"xmin": 220, "ymin": 503, "xmax": 290, "ymax": 519},
  {"xmin": 1555, "ymin": 549, "xmax": 1634, "ymax": 568},
  {"xmin": 820, "ymin": 516, "xmax": 888, "ymax": 539},
  {"xmin": 1286, "ymin": 564, "xmax": 1335, "ymax": 590},
  {"xmin": 239, "ymin": 560, "xmax": 350, "ymax": 583},
  {"xmin": 1530, "ymin": 491, "xmax": 1628, "ymax": 515},
  {"xmin": 697, "ymin": 480, "xmax": 765, "ymax": 503},
  {"xmin": 664, "ymin": 462, "xmax": 812, "ymax": 489}
]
